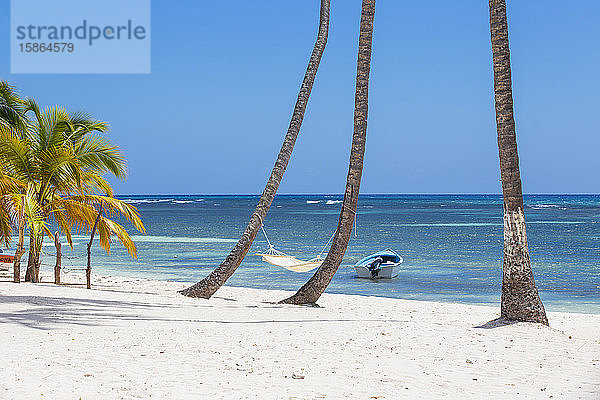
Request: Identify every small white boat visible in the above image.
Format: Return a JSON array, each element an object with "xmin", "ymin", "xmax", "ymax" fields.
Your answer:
[
  {"xmin": 353, "ymin": 249, "xmax": 403, "ymax": 279},
  {"xmin": 0, "ymin": 249, "xmax": 14, "ymax": 271}
]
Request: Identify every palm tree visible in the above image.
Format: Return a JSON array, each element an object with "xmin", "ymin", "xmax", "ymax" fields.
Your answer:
[
  {"xmin": 0, "ymin": 184, "xmax": 25, "ymax": 283},
  {"xmin": 180, "ymin": 0, "xmax": 331, "ymax": 299},
  {"xmin": 0, "ymin": 82, "xmax": 29, "ymax": 281},
  {"xmin": 28, "ymin": 105, "xmax": 125, "ymax": 281},
  {"xmin": 488, "ymin": 0, "xmax": 548, "ymax": 324},
  {"xmin": 53, "ymin": 194, "xmax": 145, "ymax": 288},
  {"xmin": 0, "ymin": 139, "xmax": 29, "ymax": 285},
  {"xmin": 0, "ymin": 185, "xmax": 53, "ymax": 282},
  {"xmin": 0, "ymin": 170, "xmax": 20, "ymax": 247},
  {"xmin": 0, "ymin": 99, "xmax": 144, "ymax": 282},
  {"xmin": 53, "ymin": 229, "xmax": 61, "ymax": 284},
  {"xmin": 12, "ymin": 196, "xmax": 25, "ymax": 283},
  {"xmin": 281, "ymin": 0, "xmax": 376, "ymax": 305}
]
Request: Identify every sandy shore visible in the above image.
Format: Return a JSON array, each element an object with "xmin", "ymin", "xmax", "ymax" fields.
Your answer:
[{"xmin": 0, "ymin": 272, "xmax": 599, "ymax": 399}]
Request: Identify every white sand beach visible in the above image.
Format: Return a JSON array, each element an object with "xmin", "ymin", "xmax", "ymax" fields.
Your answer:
[{"xmin": 1, "ymin": 272, "xmax": 599, "ymax": 400}]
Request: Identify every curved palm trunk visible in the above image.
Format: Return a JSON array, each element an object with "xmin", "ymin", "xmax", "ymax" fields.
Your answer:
[
  {"xmin": 180, "ymin": 0, "xmax": 331, "ymax": 299},
  {"xmin": 489, "ymin": 0, "xmax": 547, "ymax": 325},
  {"xmin": 281, "ymin": 0, "xmax": 375, "ymax": 305}
]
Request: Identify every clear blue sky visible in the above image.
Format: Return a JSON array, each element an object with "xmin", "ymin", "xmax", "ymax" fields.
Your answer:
[{"xmin": 1, "ymin": 0, "xmax": 598, "ymax": 194}]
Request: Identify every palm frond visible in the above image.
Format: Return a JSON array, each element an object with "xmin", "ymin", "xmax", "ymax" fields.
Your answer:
[
  {"xmin": 78, "ymin": 172, "xmax": 114, "ymax": 196},
  {"xmin": 0, "ymin": 196, "xmax": 13, "ymax": 246},
  {"xmin": 0, "ymin": 125, "xmax": 34, "ymax": 183},
  {"xmin": 67, "ymin": 111, "xmax": 110, "ymax": 143},
  {"xmin": 75, "ymin": 134, "xmax": 127, "ymax": 178},
  {"xmin": 65, "ymin": 194, "xmax": 145, "ymax": 234},
  {"xmin": 0, "ymin": 81, "xmax": 27, "ymax": 131}
]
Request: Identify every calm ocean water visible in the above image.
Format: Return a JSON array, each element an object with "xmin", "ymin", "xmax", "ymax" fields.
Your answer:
[{"xmin": 42, "ymin": 195, "xmax": 600, "ymax": 313}]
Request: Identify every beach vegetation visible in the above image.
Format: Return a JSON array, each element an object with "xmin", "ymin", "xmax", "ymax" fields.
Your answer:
[{"xmin": 0, "ymin": 81, "xmax": 145, "ymax": 284}]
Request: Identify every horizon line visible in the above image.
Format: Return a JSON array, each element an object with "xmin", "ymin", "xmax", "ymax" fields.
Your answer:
[{"xmin": 113, "ymin": 192, "xmax": 600, "ymax": 196}]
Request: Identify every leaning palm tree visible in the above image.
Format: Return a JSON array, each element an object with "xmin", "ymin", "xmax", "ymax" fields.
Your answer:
[
  {"xmin": 488, "ymin": 0, "xmax": 547, "ymax": 324},
  {"xmin": 180, "ymin": 0, "xmax": 331, "ymax": 299},
  {"xmin": 281, "ymin": 0, "xmax": 376, "ymax": 305}
]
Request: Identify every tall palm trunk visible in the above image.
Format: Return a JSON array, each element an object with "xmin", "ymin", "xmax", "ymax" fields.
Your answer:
[
  {"xmin": 180, "ymin": 0, "xmax": 331, "ymax": 299},
  {"xmin": 281, "ymin": 0, "xmax": 375, "ymax": 305},
  {"xmin": 24, "ymin": 233, "xmax": 36, "ymax": 282},
  {"xmin": 33, "ymin": 231, "xmax": 43, "ymax": 282},
  {"xmin": 54, "ymin": 231, "xmax": 61, "ymax": 284},
  {"xmin": 86, "ymin": 202, "xmax": 103, "ymax": 289},
  {"xmin": 12, "ymin": 198, "xmax": 25, "ymax": 283},
  {"xmin": 25, "ymin": 232, "xmax": 43, "ymax": 283},
  {"xmin": 489, "ymin": 0, "xmax": 547, "ymax": 325}
]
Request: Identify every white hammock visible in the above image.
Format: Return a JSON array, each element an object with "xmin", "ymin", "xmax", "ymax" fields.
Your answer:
[
  {"xmin": 253, "ymin": 207, "xmax": 356, "ymax": 273},
  {"xmin": 254, "ymin": 215, "xmax": 337, "ymax": 273},
  {"xmin": 256, "ymin": 246, "xmax": 325, "ymax": 273}
]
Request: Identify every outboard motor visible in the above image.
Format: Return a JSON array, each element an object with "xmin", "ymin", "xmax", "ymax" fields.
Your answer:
[{"xmin": 368, "ymin": 257, "xmax": 383, "ymax": 278}]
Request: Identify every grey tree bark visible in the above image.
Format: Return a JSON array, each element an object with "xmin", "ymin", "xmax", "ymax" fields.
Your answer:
[
  {"xmin": 86, "ymin": 202, "xmax": 103, "ymax": 289},
  {"xmin": 180, "ymin": 0, "xmax": 331, "ymax": 299},
  {"xmin": 54, "ymin": 231, "xmax": 61, "ymax": 285},
  {"xmin": 33, "ymin": 232, "xmax": 42, "ymax": 283},
  {"xmin": 12, "ymin": 198, "xmax": 24, "ymax": 283},
  {"xmin": 23, "ymin": 232, "xmax": 43, "ymax": 283},
  {"xmin": 280, "ymin": 0, "xmax": 376, "ymax": 305},
  {"xmin": 24, "ymin": 234, "xmax": 35, "ymax": 282},
  {"xmin": 489, "ymin": 0, "xmax": 548, "ymax": 325}
]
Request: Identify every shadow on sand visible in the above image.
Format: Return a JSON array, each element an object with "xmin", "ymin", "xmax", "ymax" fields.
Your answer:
[
  {"xmin": 0, "ymin": 292, "xmax": 410, "ymax": 331},
  {"xmin": 474, "ymin": 317, "xmax": 518, "ymax": 329}
]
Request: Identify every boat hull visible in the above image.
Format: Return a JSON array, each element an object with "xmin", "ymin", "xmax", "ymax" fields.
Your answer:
[
  {"xmin": 0, "ymin": 254, "xmax": 14, "ymax": 271},
  {"xmin": 353, "ymin": 249, "xmax": 403, "ymax": 279},
  {"xmin": 354, "ymin": 264, "xmax": 400, "ymax": 279}
]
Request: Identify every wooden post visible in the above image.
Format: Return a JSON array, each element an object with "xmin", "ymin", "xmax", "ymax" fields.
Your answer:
[
  {"xmin": 87, "ymin": 202, "xmax": 103, "ymax": 289},
  {"xmin": 54, "ymin": 231, "xmax": 61, "ymax": 284},
  {"xmin": 13, "ymin": 197, "xmax": 25, "ymax": 283}
]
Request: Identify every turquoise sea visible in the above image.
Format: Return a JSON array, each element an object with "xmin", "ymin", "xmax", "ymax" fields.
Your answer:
[{"xmin": 41, "ymin": 195, "xmax": 600, "ymax": 313}]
